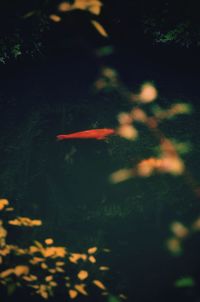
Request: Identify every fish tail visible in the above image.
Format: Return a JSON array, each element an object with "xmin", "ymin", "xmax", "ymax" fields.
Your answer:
[{"xmin": 56, "ymin": 135, "xmax": 68, "ymax": 141}]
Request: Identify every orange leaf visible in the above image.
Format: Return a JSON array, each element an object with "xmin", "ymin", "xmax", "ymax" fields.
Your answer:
[
  {"xmin": 69, "ymin": 289, "xmax": 78, "ymax": 299},
  {"xmin": 49, "ymin": 14, "xmax": 61, "ymax": 22},
  {"xmin": 77, "ymin": 270, "xmax": 88, "ymax": 280},
  {"xmin": 91, "ymin": 20, "xmax": 108, "ymax": 37},
  {"xmin": 99, "ymin": 266, "xmax": 109, "ymax": 271},
  {"xmin": 74, "ymin": 284, "xmax": 88, "ymax": 295},
  {"xmin": 88, "ymin": 255, "xmax": 96, "ymax": 263},
  {"xmin": 93, "ymin": 279, "xmax": 106, "ymax": 290},
  {"xmin": 45, "ymin": 238, "xmax": 54, "ymax": 245},
  {"xmin": 87, "ymin": 246, "xmax": 97, "ymax": 254}
]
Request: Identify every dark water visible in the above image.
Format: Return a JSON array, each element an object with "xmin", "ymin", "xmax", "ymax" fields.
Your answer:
[{"xmin": 1, "ymin": 44, "xmax": 200, "ymax": 302}]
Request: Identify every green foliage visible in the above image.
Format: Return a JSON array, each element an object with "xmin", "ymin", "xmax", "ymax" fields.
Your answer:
[{"xmin": 174, "ymin": 276, "xmax": 195, "ymax": 288}]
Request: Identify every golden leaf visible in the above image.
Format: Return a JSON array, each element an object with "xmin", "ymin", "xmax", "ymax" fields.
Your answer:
[
  {"xmin": 9, "ymin": 217, "xmax": 42, "ymax": 227},
  {"xmin": 99, "ymin": 266, "xmax": 109, "ymax": 271},
  {"xmin": 74, "ymin": 284, "xmax": 88, "ymax": 295},
  {"xmin": 69, "ymin": 253, "xmax": 87, "ymax": 263},
  {"xmin": 88, "ymin": 255, "xmax": 96, "ymax": 263},
  {"xmin": 45, "ymin": 238, "xmax": 54, "ymax": 245},
  {"xmin": 91, "ymin": 20, "xmax": 108, "ymax": 37},
  {"xmin": 23, "ymin": 275, "xmax": 38, "ymax": 282},
  {"xmin": 45, "ymin": 275, "xmax": 53, "ymax": 282},
  {"xmin": 77, "ymin": 270, "xmax": 88, "ymax": 280},
  {"xmin": 93, "ymin": 279, "xmax": 106, "ymax": 290},
  {"xmin": 34, "ymin": 241, "xmax": 44, "ymax": 249},
  {"xmin": 56, "ymin": 267, "xmax": 65, "ymax": 273},
  {"xmin": 31, "ymin": 220, "xmax": 42, "ymax": 226},
  {"xmin": 69, "ymin": 289, "xmax": 78, "ymax": 299},
  {"xmin": 0, "ymin": 268, "xmax": 14, "ymax": 278},
  {"xmin": 50, "ymin": 281, "xmax": 57, "ymax": 287},
  {"xmin": 14, "ymin": 265, "xmax": 29, "ymax": 276},
  {"xmin": 0, "ymin": 199, "xmax": 9, "ymax": 211},
  {"xmin": 56, "ymin": 261, "xmax": 65, "ymax": 266},
  {"xmin": 29, "ymin": 246, "xmax": 39, "ymax": 254},
  {"xmin": 58, "ymin": 2, "xmax": 71, "ymax": 12},
  {"xmin": 41, "ymin": 263, "xmax": 48, "ymax": 270},
  {"xmin": 30, "ymin": 257, "xmax": 44, "ymax": 265},
  {"xmin": 138, "ymin": 83, "xmax": 158, "ymax": 103},
  {"xmin": 49, "ymin": 14, "xmax": 61, "ymax": 22},
  {"xmin": 5, "ymin": 207, "xmax": 14, "ymax": 211},
  {"xmin": 49, "ymin": 269, "xmax": 56, "ymax": 274},
  {"xmin": 37, "ymin": 285, "xmax": 49, "ymax": 299},
  {"xmin": 87, "ymin": 246, "xmax": 97, "ymax": 254}
]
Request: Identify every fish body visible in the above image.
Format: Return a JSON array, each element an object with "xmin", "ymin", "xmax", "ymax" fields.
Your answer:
[{"xmin": 56, "ymin": 128, "xmax": 115, "ymax": 141}]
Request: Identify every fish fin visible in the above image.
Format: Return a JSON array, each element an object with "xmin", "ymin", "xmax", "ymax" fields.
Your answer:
[
  {"xmin": 56, "ymin": 135, "xmax": 67, "ymax": 141},
  {"xmin": 97, "ymin": 136, "xmax": 106, "ymax": 140}
]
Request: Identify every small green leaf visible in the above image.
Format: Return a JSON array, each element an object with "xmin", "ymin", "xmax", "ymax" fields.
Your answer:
[{"xmin": 174, "ymin": 276, "xmax": 195, "ymax": 288}]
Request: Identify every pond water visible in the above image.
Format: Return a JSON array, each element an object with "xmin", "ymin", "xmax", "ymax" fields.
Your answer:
[{"xmin": 1, "ymin": 46, "xmax": 200, "ymax": 302}]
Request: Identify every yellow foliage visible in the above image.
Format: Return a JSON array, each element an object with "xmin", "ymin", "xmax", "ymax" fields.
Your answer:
[
  {"xmin": 93, "ymin": 279, "xmax": 106, "ymax": 290},
  {"xmin": 77, "ymin": 270, "xmax": 89, "ymax": 280},
  {"xmin": 88, "ymin": 255, "xmax": 96, "ymax": 263},
  {"xmin": 69, "ymin": 289, "xmax": 78, "ymax": 299},
  {"xmin": 74, "ymin": 283, "xmax": 88, "ymax": 295},
  {"xmin": 91, "ymin": 20, "xmax": 108, "ymax": 37},
  {"xmin": 45, "ymin": 238, "xmax": 54, "ymax": 245},
  {"xmin": 0, "ymin": 199, "xmax": 111, "ymax": 300},
  {"xmin": 49, "ymin": 14, "xmax": 61, "ymax": 22},
  {"xmin": 9, "ymin": 217, "xmax": 42, "ymax": 227},
  {"xmin": 87, "ymin": 246, "xmax": 97, "ymax": 254},
  {"xmin": 0, "ymin": 268, "xmax": 14, "ymax": 278},
  {"xmin": 69, "ymin": 253, "xmax": 87, "ymax": 263},
  {"xmin": 14, "ymin": 265, "xmax": 29, "ymax": 276},
  {"xmin": 99, "ymin": 266, "xmax": 109, "ymax": 271},
  {"xmin": 0, "ymin": 199, "xmax": 9, "ymax": 211}
]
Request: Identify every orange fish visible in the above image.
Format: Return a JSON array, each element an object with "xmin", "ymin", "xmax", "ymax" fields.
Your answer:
[{"xmin": 56, "ymin": 128, "xmax": 115, "ymax": 141}]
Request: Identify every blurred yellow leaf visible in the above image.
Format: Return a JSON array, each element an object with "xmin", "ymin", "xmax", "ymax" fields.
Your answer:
[
  {"xmin": 41, "ymin": 263, "xmax": 48, "ymax": 270},
  {"xmin": 99, "ymin": 266, "xmax": 109, "ymax": 271},
  {"xmin": 117, "ymin": 124, "xmax": 138, "ymax": 140},
  {"xmin": 37, "ymin": 285, "xmax": 49, "ymax": 299},
  {"xmin": 77, "ymin": 270, "xmax": 88, "ymax": 280},
  {"xmin": 69, "ymin": 289, "xmax": 78, "ymax": 299},
  {"xmin": 0, "ymin": 268, "xmax": 14, "ymax": 278},
  {"xmin": 30, "ymin": 257, "xmax": 44, "ymax": 265},
  {"xmin": 88, "ymin": 246, "xmax": 97, "ymax": 254},
  {"xmin": 74, "ymin": 0, "xmax": 102, "ymax": 15},
  {"xmin": 56, "ymin": 261, "xmax": 65, "ymax": 266},
  {"xmin": 91, "ymin": 20, "xmax": 108, "ymax": 37},
  {"xmin": 74, "ymin": 284, "xmax": 88, "ymax": 295},
  {"xmin": 14, "ymin": 265, "xmax": 29, "ymax": 276},
  {"xmin": 58, "ymin": 2, "xmax": 71, "ymax": 12},
  {"xmin": 49, "ymin": 14, "xmax": 61, "ymax": 22},
  {"xmin": 170, "ymin": 222, "xmax": 189, "ymax": 238},
  {"xmin": 23, "ymin": 275, "xmax": 38, "ymax": 282},
  {"xmin": 9, "ymin": 217, "xmax": 42, "ymax": 227},
  {"xmin": 0, "ymin": 199, "xmax": 9, "ymax": 211},
  {"xmin": 45, "ymin": 238, "xmax": 53, "ymax": 245},
  {"xmin": 138, "ymin": 83, "xmax": 158, "ymax": 103},
  {"xmin": 69, "ymin": 253, "xmax": 87, "ymax": 263},
  {"xmin": 110, "ymin": 168, "xmax": 133, "ymax": 184},
  {"xmin": 88, "ymin": 255, "xmax": 96, "ymax": 263},
  {"xmin": 93, "ymin": 279, "xmax": 106, "ymax": 290},
  {"xmin": 45, "ymin": 275, "xmax": 53, "ymax": 282}
]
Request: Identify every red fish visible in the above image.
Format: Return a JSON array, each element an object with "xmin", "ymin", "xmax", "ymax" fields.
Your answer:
[{"xmin": 56, "ymin": 128, "xmax": 115, "ymax": 141}]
